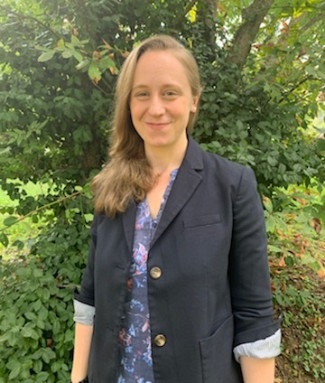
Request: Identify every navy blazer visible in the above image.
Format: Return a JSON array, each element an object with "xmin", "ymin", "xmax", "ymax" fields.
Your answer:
[{"xmin": 75, "ymin": 137, "xmax": 279, "ymax": 383}]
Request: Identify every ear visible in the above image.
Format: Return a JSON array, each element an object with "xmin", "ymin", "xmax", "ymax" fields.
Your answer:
[{"xmin": 190, "ymin": 95, "xmax": 200, "ymax": 113}]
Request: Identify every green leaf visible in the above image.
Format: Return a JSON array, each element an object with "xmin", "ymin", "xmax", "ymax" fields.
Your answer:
[
  {"xmin": 21, "ymin": 326, "xmax": 39, "ymax": 340},
  {"xmin": 284, "ymin": 255, "xmax": 295, "ymax": 267},
  {"xmin": 6, "ymin": 359, "xmax": 21, "ymax": 380},
  {"xmin": 3, "ymin": 216, "xmax": 18, "ymax": 227},
  {"xmin": 72, "ymin": 50, "xmax": 83, "ymax": 62},
  {"xmin": 84, "ymin": 213, "xmax": 94, "ymax": 223},
  {"xmin": 267, "ymin": 156, "xmax": 278, "ymax": 166},
  {"xmin": 100, "ymin": 56, "xmax": 117, "ymax": 73},
  {"xmin": 35, "ymin": 372, "xmax": 49, "ymax": 382},
  {"xmin": 263, "ymin": 196, "xmax": 273, "ymax": 213},
  {"xmin": 57, "ymin": 38, "xmax": 65, "ymax": 49},
  {"xmin": 0, "ymin": 232, "xmax": 9, "ymax": 247},
  {"xmin": 37, "ymin": 50, "xmax": 55, "ymax": 62},
  {"xmin": 35, "ymin": 347, "xmax": 56, "ymax": 364},
  {"xmin": 33, "ymin": 359, "xmax": 43, "ymax": 374},
  {"xmin": 75, "ymin": 59, "xmax": 90, "ymax": 70},
  {"xmin": 12, "ymin": 239, "xmax": 25, "ymax": 250},
  {"xmin": 268, "ymin": 244, "xmax": 282, "ymax": 253},
  {"xmin": 8, "ymin": 363, "xmax": 21, "ymax": 380},
  {"xmin": 31, "ymin": 215, "xmax": 39, "ymax": 224},
  {"xmin": 62, "ymin": 49, "xmax": 73, "ymax": 59},
  {"xmin": 88, "ymin": 62, "xmax": 102, "ymax": 82},
  {"xmin": 71, "ymin": 35, "xmax": 81, "ymax": 46}
]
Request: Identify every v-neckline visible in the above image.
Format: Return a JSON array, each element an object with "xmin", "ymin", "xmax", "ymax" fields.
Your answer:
[{"xmin": 146, "ymin": 168, "xmax": 179, "ymax": 220}]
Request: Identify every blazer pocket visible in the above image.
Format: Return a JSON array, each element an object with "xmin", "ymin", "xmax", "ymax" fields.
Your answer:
[
  {"xmin": 199, "ymin": 315, "xmax": 243, "ymax": 383},
  {"xmin": 183, "ymin": 214, "xmax": 221, "ymax": 228}
]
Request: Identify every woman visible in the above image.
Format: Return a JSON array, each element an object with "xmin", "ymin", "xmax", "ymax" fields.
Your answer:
[{"xmin": 71, "ymin": 35, "xmax": 281, "ymax": 383}]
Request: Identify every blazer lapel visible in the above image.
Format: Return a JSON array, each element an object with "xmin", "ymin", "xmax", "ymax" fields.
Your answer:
[{"xmin": 150, "ymin": 137, "xmax": 204, "ymax": 248}]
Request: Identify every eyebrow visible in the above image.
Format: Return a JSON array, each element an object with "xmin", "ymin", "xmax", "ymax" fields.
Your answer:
[{"xmin": 132, "ymin": 83, "xmax": 182, "ymax": 90}]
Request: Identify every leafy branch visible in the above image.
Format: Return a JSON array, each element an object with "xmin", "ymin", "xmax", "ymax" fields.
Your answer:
[
  {"xmin": 0, "ymin": 4, "xmax": 61, "ymax": 39},
  {"xmin": 0, "ymin": 190, "xmax": 83, "ymax": 243}
]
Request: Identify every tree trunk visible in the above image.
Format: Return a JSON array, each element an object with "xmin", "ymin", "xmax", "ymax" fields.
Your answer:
[
  {"xmin": 227, "ymin": 0, "xmax": 274, "ymax": 67},
  {"xmin": 196, "ymin": 0, "xmax": 219, "ymax": 49}
]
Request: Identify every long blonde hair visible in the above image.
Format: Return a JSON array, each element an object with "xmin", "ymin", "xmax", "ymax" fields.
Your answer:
[{"xmin": 92, "ymin": 35, "xmax": 202, "ymax": 217}]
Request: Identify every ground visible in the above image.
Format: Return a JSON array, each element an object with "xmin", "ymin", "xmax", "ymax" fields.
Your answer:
[{"xmin": 273, "ymin": 264, "xmax": 325, "ymax": 383}]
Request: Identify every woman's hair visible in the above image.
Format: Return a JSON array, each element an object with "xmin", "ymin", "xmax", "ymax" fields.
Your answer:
[{"xmin": 92, "ymin": 34, "xmax": 202, "ymax": 217}]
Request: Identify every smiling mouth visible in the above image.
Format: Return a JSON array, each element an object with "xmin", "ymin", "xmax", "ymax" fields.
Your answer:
[{"xmin": 146, "ymin": 122, "xmax": 170, "ymax": 128}]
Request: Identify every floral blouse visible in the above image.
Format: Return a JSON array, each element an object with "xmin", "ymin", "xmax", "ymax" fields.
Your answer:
[{"xmin": 117, "ymin": 169, "xmax": 179, "ymax": 383}]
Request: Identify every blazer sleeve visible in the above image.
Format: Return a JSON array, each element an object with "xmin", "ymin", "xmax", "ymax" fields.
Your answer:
[
  {"xmin": 229, "ymin": 167, "xmax": 280, "ymax": 347},
  {"xmin": 74, "ymin": 214, "xmax": 98, "ymax": 307}
]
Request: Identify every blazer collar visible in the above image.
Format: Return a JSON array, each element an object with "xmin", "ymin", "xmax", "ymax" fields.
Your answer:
[{"xmin": 123, "ymin": 136, "xmax": 204, "ymax": 251}]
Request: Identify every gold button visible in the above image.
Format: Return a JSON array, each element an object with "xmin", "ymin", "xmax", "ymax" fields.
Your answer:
[
  {"xmin": 150, "ymin": 266, "xmax": 162, "ymax": 279},
  {"xmin": 154, "ymin": 334, "xmax": 166, "ymax": 347}
]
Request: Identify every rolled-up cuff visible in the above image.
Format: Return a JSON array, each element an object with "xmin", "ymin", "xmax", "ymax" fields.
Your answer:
[
  {"xmin": 234, "ymin": 316, "xmax": 281, "ymax": 347},
  {"xmin": 74, "ymin": 288, "xmax": 95, "ymax": 307},
  {"xmin": 73, "ymin": 299, "xmax": 95, "ymax": 325},
  {"xmin": 233, "ymin": 329, "xmax": 281, "ymax": 363}
]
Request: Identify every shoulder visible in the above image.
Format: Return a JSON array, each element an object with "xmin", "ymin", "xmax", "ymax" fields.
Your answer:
[
  {"xmin": 204, "ymin": 150, "xmax": 247, "ymax": 174},
  {"xmin": 205, "ymin": 153, "xmax": 258, "ymax": 205},
  {"xmin": 188, "ymin": 137, "xmax": 254, "ymax": 183},
  {"xmin": 91, "ymin": 210, "xmax": 123, "ymax": 232}
]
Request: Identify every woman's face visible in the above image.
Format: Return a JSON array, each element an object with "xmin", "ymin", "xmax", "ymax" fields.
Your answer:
[{"xmin": 130, "ymin": 50, "xmax": 199, "ymax": 153}]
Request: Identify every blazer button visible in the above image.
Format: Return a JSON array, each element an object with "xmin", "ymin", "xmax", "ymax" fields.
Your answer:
[
  {"xmin": 153, "ymin": 334, "xmax": 167, "ymax": 347},
  {"xmin": 150, "ymin": 266, "xmax": 162, "ymax": 279}
]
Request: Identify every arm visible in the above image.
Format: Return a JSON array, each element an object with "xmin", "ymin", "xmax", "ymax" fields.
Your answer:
[
  {"xmin": 229, "ymin": 167, "xmax": 279, "ymax": 342},
  {"xmin": 240, "ymin": 356, "xmax": 275, "ymax": 383},
  {"xmin": 71, "ymin": 216, "xmax": 97, "ymax": 383},
  {"xmin": 229, "ymin": 167, "xmax": 280, "ymax": 376},
  {"xmin": 71, "ymin": 323, "xmax": 93, "ymax": 383}
]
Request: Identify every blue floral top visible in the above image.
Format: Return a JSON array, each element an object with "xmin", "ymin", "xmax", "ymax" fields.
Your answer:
[{"xmin": 117, "ymin": 169, "xmax": 178, "ymax": 383}]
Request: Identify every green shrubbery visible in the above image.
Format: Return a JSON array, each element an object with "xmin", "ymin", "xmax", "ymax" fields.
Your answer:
[
  {"xmin": 1, "ymin": 0, "xmax": 324, "ymax": 381},
  {"xmin": 0, "ymin": 195, "xmax": 92, "ymax": 382},
  {"xmin": 0, "ymin": 256, "xmax": 73, "ymax": 382}
]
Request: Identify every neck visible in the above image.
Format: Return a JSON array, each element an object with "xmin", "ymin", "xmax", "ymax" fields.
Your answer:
[{"xmin": 145, "ymin": 138, "xmax": 188, "ymax": 176}]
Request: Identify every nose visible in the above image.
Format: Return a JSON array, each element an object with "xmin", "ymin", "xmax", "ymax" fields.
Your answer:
[{"xmin": 148, "ymin": 95, "xmax": 165, "ymax": 116}]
